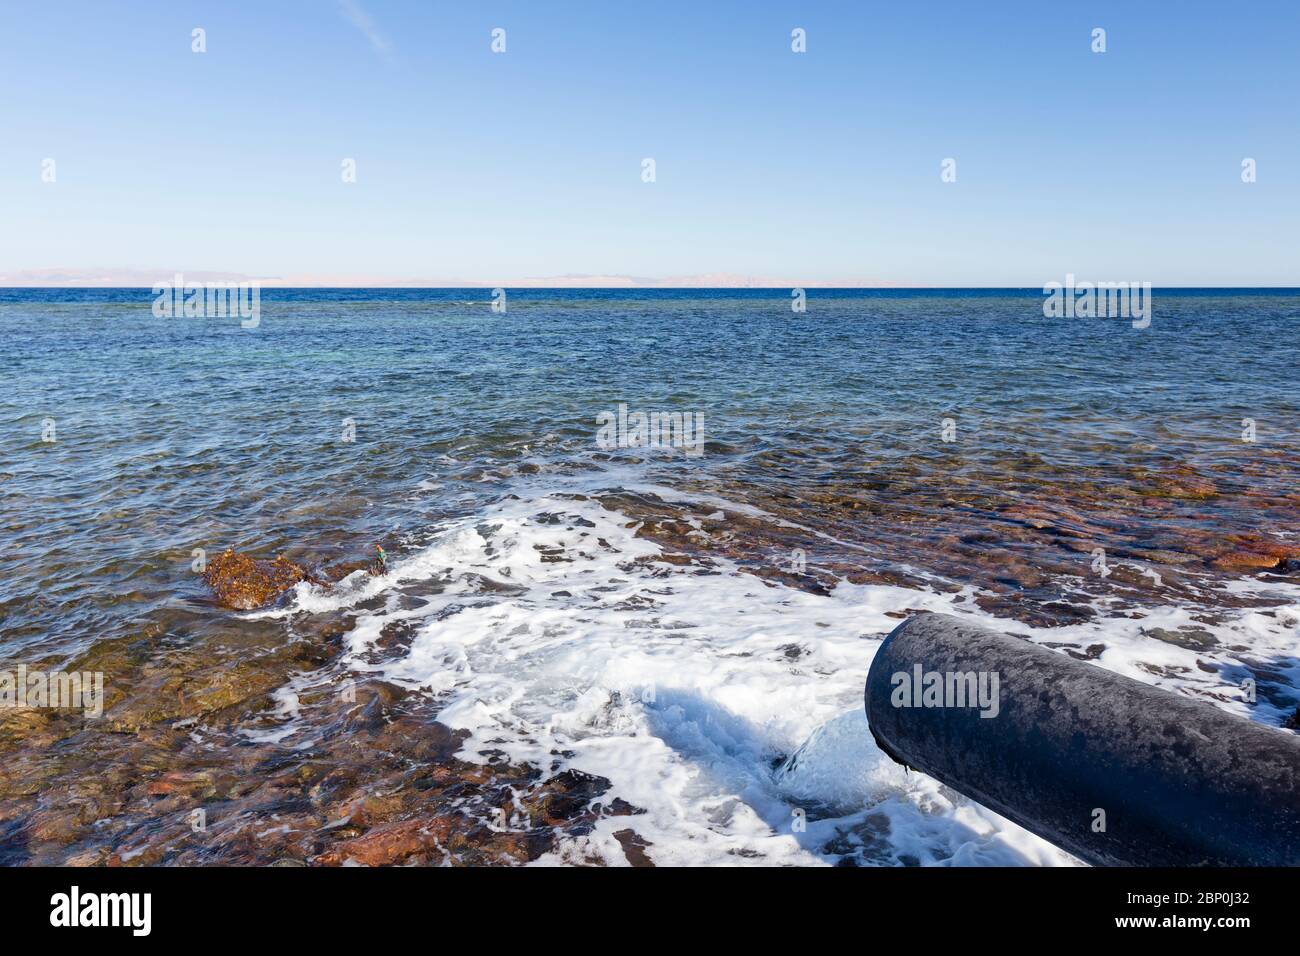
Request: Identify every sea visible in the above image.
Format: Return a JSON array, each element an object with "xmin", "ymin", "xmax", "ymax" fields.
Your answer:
[{"xmin": 1, "ymin": 287, "xmax": 1297, "ymax": 865}]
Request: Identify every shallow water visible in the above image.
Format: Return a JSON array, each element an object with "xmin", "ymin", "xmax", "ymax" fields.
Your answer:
[{"xmin": 1, "ymin": 289, "xmax": 1298, "ymax": 865}]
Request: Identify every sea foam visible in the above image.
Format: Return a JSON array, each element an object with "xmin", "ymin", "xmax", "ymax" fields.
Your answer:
[{"xmin": 263, "ymin": 474, "xmax": 1300, "ymax": 866}]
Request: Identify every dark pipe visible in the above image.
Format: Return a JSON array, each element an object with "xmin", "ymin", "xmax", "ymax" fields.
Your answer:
[{"xmin": 864, "ymin": 613, "xmax": 1300, "ymax": 866}]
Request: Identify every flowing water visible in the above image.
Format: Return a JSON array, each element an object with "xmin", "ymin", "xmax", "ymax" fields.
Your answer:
[{"xmin": 2, "ymin": 288, "xmax": 1298, "ymax": 865}]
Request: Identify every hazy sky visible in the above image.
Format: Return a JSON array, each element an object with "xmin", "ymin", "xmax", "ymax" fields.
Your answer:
[{"xmin": 1, "ymin": 0, "xmax": 1297, "ymax": 285}]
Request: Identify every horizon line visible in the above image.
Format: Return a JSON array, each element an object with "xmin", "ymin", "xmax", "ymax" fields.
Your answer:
[
  {"xmin": 4, "ymin": 270, "xmax": 1298, "ymax": 291},
  {"xmin": 5, "ymin": 284, "xmax": 1300, "ymax": 291}
]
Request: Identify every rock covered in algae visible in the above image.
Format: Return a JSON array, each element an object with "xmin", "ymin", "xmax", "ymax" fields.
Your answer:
[
  {"xmin": 202, "ymin": 549, "xmax": 311, "ymax": 610},
  {"xmin": 202, "ymin": 546, "xmax": 389, "ymax": 610}
]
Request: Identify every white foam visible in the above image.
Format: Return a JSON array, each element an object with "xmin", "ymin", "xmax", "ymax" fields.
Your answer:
[{"xmin": 271, "ymin": 478, "xmax": 1300, "ymax": 866}]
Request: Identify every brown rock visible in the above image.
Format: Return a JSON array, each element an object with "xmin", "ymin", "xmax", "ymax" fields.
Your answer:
[
  {"xmin": 1152, "ymin": 469, "xmax": 1218, "ymax": 500},
  {"xmin": 315, "ymin": 817, "xmax": 456, "ymax": 866},
  {"xmin": 63, "ymin": 847, "xmax": 110, "ymax": 867},
  {"xmin": 203, "ymin": 549, "xmax": 312, "ymax": 610},
  {"xmin": 613, "ymin": 828, "xmax": 654, "ymax": 867},
  {"xmin": 523, "ymin": 769, "xmax": 611, "ymax": 827},
  {"xmin": 145, "ymin": 769, "xmax": 218, "ymax": 799},
  {"xmin": 1210, "ymin": 536, "xmax": 1296, "ymax": 572},
  {"xmin": 26, "ymin": 808, "xmax": 83, "ymax": 845},
  {"xmin": 335, "ymin": 793, "xmax": 407, "ymax": 828}
]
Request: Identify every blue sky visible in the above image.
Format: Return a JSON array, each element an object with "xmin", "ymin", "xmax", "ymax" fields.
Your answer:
[{"xmin": 1, "ymin": 0, "xmax": 1297, "ymax": 285}]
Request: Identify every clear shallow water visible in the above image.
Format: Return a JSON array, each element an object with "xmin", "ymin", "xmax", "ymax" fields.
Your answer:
[{"xmin": 1, "ymin": 289, "xmax": 1298, "ymax": 866}]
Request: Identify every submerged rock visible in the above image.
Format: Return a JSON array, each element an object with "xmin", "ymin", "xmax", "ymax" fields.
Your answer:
[
  {"xmin": 613, "ymin": 828, "xmax": 654, "ymax": 867},
  {"xmin": 202, "ymin": 546, "xmax": 387, "ymax": 610},
  {"xmin": 522, "ymin": 769, "xmax": 611, "ymax": 827},
  {"xmin": 1207, "ymin": 534, "xmax": 1297, "ymax": 573},
  {"xmin": 314, "ymin": 817, "xmax": 457, "ymax": 866},
  {"xmin": 1143, "ymin": 627, "xmax": 1219, "ymax": 651},
  {"xmin": 203, "ymin": 549, "xmax": 312, "ymax": 610}
]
